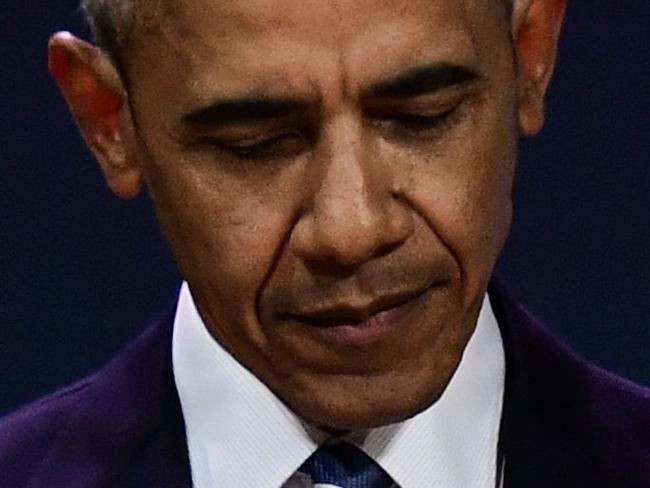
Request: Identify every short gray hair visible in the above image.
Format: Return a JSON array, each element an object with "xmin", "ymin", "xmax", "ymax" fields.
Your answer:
[{"xmin": 81, "ymin": 0, "xmax": 132, "ymax": 74}]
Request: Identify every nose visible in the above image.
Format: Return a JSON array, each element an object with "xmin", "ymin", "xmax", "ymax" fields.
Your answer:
[{"xmin": 290, "ymin": 117, "xmax": 414, "ymax": 270}]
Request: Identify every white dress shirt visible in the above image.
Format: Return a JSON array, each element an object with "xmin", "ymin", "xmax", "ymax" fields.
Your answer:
[{"xmin": 172, "ymin": 282, "xmax": 505, "ymax": 488}]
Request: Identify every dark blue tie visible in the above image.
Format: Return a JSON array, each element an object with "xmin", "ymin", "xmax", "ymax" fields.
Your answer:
[{"xmin": 299, "ymin": 442, "xmax": 394, "ymax": 487}]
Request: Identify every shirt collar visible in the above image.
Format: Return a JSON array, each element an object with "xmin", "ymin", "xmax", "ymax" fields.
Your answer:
[{"xmin": 173, "ymin": 282, "xmax": 505, "ymax": 488}]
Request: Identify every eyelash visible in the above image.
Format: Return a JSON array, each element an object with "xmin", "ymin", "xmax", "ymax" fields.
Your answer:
[
  {"xmin": 226, "ymin": 133, "xmax": 304, "ymax": 160},
  {"xmin": 376, "ymin": 105, "xmax": 462, "ymax": 140},
  {"xmin": 222, "ymin": 105, "xmax": 463, "ymax": 160}
]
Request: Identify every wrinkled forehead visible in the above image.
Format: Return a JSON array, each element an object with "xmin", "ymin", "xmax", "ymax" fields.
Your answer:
[
  {"xmin": 125, "ymin": 0, "xmax": 511, "ymax": 50},
  {"xmin": 129, "ymin": 0, "xmax": 506, "ymax": 53},
  {"xmin": 126, "ymin": 0, "xmax": 510, "ymax": 102}
]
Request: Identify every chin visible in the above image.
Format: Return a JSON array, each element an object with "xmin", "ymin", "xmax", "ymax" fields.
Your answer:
[{"xmin": 282, "ymin": 369, "xmax": 452, "ymax": 432}]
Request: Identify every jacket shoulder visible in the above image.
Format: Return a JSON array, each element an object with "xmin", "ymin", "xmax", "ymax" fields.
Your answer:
[
  {"xmin": 0, "ymin": 309, "xmax": 188, "ymax": 487},
  {"xmin": 0, "ymin": 379, "xmax": 93, "ymax": 485},
  {"xmin": 489, "ymin": 278, "xmax": 650, "ymax": 485},
  {"xmin": 581, "ymin": 358, "xmax": 650, "ymax": 453}
]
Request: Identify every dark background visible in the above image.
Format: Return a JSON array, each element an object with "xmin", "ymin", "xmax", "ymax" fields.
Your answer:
[{"xmin": 1, "ymin": 1, "xmax": 649, "ymax": 416}]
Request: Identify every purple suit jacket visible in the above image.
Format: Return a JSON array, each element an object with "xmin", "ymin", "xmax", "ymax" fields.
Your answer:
[{"xmin": 2, "ymin": 280, "xmax": 649, "ymax": 487}]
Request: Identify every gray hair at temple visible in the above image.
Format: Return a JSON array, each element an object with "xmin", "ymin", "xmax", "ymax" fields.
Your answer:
[{"xmin": 81, "ymin": 0, "xmax": 516, "ymax": 77}]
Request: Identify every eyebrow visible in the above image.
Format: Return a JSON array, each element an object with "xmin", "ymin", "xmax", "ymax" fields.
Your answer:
[
  {"xmin": 181, "ymin": 64, "xmax": 479, "ymax": 126},
  {"xmin": 367, "ymin": 63, "xmax": 481, "ymax": 99},
  {"xmin": 181, "ymin": 97, "xmax": 310, "ymax": 127}
]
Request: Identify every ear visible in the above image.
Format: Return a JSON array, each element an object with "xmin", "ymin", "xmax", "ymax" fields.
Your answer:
[
  {"xmin": 48, "ymin": 31, "xmax": 143, "ymax": 199},
  {"xmin": 511, "ymin": 0, "xmax": 567, "ymax": 136}
]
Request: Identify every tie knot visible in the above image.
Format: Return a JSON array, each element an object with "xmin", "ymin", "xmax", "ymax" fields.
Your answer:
[{"xmin": 300, "ymin": 442, "xmax": 393, "ymax": 488}]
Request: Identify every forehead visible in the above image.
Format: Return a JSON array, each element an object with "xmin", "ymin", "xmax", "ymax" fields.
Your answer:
[{"xmin": 128, "ymin": 0, "xmax": 507, "ymax": 104}]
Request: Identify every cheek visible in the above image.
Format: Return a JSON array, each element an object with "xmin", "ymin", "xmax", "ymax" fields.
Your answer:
[
  {"xmin": 397, "ymin": 109, "xmax": 517, "ymax": 299},
  {"xmin": 146, "ymin": 158, "xmax": 304, "ymax": 321}
]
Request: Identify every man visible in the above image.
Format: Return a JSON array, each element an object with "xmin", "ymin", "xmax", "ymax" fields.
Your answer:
[{"xmin": 1, "ymin": 0, "xmax": 648, "ymax": 486}]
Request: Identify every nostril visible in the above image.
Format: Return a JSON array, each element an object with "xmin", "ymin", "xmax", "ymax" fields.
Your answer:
[
  {"xmin": 375, "ymin": 240, "xmax": 402, "ymax": 260},
  {"xmin": 302, "ymin": 257, "xmax": 362, "ymax": 279},
  {"xmin": 298, "ymin": 235, "xmax": 405, "ymax": 278}
]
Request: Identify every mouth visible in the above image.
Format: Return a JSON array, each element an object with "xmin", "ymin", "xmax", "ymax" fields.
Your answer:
[{"xmin": 284, "ymin": 282, "xmax": 444, "ymax": 346}]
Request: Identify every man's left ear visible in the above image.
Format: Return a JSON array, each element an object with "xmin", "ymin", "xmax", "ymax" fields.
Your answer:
[{"xmin": 511, "ymin": 0, "xmax": 567, "ymax": 136}]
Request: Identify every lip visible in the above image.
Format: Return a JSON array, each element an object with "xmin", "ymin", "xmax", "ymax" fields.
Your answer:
[{"xmin": 285, "ymin": 285, "xmax": 437, "ymax": 346}]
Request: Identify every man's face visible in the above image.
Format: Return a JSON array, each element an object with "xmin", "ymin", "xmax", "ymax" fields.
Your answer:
[{"xmin": 127, "ymin": 0, "xmax": 518, "ymax": 429}]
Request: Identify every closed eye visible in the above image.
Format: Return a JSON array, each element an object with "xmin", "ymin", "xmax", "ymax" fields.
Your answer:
[
  {"xmin": 377, "ymin": 106, "xmax": 461, "ymax": 138},
  {"xmin": 224, "ymin": 132, "xmax": 306, "ymax": 160},
  {"xmin": 387, "ymin": 108, "xmax": 456, "ymax": 130}
]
